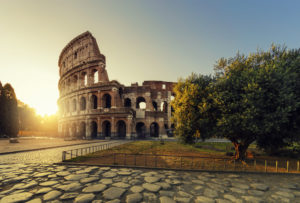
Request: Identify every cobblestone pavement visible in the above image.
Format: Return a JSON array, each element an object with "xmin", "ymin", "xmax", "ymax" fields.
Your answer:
[
  {"xmin": 0, "ymin": 163, "xmax": 300, "ymax": 203},
  {"xmin": 0, "ymin": 141, "xmax": 128, "ymax": 164}
]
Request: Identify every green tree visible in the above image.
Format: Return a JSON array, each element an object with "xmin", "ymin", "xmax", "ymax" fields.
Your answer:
[
  {"xmin": 171, "ymin": 73, "xmax": 216, "ymax": 144},
  {"xmin": 214, "ymin": 45, "xmax": 300, "ymax": 160},
  {"xmin": 2, "ymin": 83, "xmax": 19, "ymax": 137}
]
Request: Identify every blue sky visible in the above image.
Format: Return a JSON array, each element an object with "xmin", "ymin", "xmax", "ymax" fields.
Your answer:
[{"xmin": 0, "ymin": 0, "xmax": 300, "ymax": 114}]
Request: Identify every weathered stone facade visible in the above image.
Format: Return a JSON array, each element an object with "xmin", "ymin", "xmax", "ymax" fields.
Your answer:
[{"xmin": 57, "ymin": 31, "xmax": 175, "ymax": 139}]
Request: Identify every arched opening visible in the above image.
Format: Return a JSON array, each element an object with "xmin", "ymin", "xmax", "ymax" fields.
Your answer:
[
  {"xmin": 93, "ymin": 70, "xmax": 98, "ymax": 83},
  {"xmin": 161, "ymin": 101, "xmax": 168, "ymax": 113},
  {"xmin": 152, "ymin": 101, "xmax": 158, "ymax": 111},
  {"xmin": 80, "ymin": 97, "xmax": 86, "ymax": 110},
  {"xmin": 73, "ymin": 75, "xmax": 78, "ymax": 89},
  {"xmin": 150, "ymin": 122, "xmax": 159, "ymax": 137},
  {"xmin": 71, "ymin": 123, "xmax": 77, "ymax": 137},
  {"xmin": 103, "ymin": 94, "xmax": 111, "ymax": 108},
  {"xmin": 102, "ymin": 121, "xmax": 111, "ymax": 137},
  {"xmin": 91, "ymin": 121, "xmax": 97, "ymax": 139},
  {"xmin": 136, "ymin": 122, "xmax": 146, "ymax": 138},
  {"xmin": 91, "ymin": 95, "xmax": 97, "ymax": 109},
  {"xmin": 82, "ymin": 72, "xmax": 87, "ymax": 86},
  {"xmin": 124, "ymin": 98, "xmax": 131, "ymax": 107},
  {"xmin": 136, "ymin": 97, "xmax": 146, "ymax": 109},
  {"xmin": 117, "ymin": 120, "xmax": 126, "ymax": 138},
  {"xmin": 72, "ymin": 99, "xmax": 77, "ymax": 112},
  {"xmin": 79, "ymin": 122, "xmax": 86, "ymax": 138}
]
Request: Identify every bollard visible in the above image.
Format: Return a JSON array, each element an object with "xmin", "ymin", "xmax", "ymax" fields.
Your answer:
[
  {"xmin": 287, "ymin": 161, "xmax": 289, "ymax": 173},
  {"xmin": 276, "ymin": 160, "xmax": 278, "ymax": 173},
  {"xmin": 224, "ymin": 159, "xmax": 226, "ymax": 170},
  {"xmin": 145, "ymin": 154, "xmax": 147, "ymax": 166},
  {"xmin": 254, "ymin": 159, "xmax": 256, "ymax": 170},
  {"xmin": 62, "ymin": 151, "xmax": 66, "ymax": 161},
  {"xmin": 265, "ymin": 160, "xmax": 267, "ymax": 172},
  {"xmin": 297, "ymin": 161, "xmax": 300, "ymax": 172}
]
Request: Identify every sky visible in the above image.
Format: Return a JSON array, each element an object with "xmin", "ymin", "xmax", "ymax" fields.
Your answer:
[{"xmin": 1, "ymin": 0, "xmax": 300, "ymax": 115}]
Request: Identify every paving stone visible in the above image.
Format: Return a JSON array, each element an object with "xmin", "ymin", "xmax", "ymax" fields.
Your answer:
[
  {"xmin": 43, "ymin": 190, "xmax": 62, "ymax": 201},
  {"xmin": 142, "ymin": 183, "xmax": 162, "ymax": 192},
  {"xmin": 275, "ymin": 191, "xmax": 295, "ymax": 198},
  {"xmin": 144, "ymin": 176, "xmax": 161, "ymax": 183},
  {"xmin": 74, "ymin": 193, "xmax": 95, "ymax": 203},
  {"xmin": 230, "ymin": 187, "xmax": 246, "ymax": 194},
  {"xmin": 40, "ymin": 180, "xmax": 59, "ymax": 186},
  {"xmin": 143, "ymin": 192, "xmax": 158, "ymax": 201},
  {"xmin": 100, "ymin": 178, "xmax": 113, "ymax": 184},
  {"xmin": 64, "ymin": 174, "xmax": 89, "ymax": 181},
  {"xmin": 56, "ymin": 171, "xmax": 70, "ymax": 176},
  {"xmin": 0, "ymin": 192, "xmax": 33, "ymax": 203},
  {"xmin": 58, "ymin": 182, "xmax": 82, "ymax": 192},
  {"xmin": 82, "ymin": 184, "xmax": 107, "ymax": 193},
  {"xmin": 80, "ymin": 177, "xmax": 99, "ymax": 184},
  {"xmin": 118, "ymin": 171, "xmax": 132, "ymax": 176},
  {"xmin": 130, "ymin": 186, "xmax": 144, "ymax": 193},
  {"xmin": 250, "ymin": 183, "xmax": 269, "ymax": 191},
  {"xmin": 126, "ymin": 193, "xmax": 143, "ymax": 203},
  {"xmin": 174, "ymin": 196, "xmax": 191, "ymax": 203},
  {"xmin": 60, "ymin": 193, "xmax": 79, "ymax": 200},
  {"xmin": 192, "ymin": 180, "xmax": 205, "ymax": 185},
  {"xmin": 294, "ymin": 191, "xmax": 300, "ymax": 196},
  {"xmin": 112, "ymin": 182, "xmax": 130, "ymax": 188},
  {"xmin": 103, "ymin": 187, "xmax": 126, "ymax": 200},
  {"xmin": 215, "ymin": 199, "xmax": 231, "ymax": 203},
  {"xmin": 27, "ymin": 198, "xmax": 42, "ymax": 203},
  {"xmin": 248, "ymin": 190, "xmax": 264, "ymax": 196},
  {"xmin": 102, "ymin": 172, "xmax": 117, "ymax": 178},
  {"xmin": 204, "ymin": 188, "xmax": 218, "ymax": 198},
  {"xmin": 233, "ymin": 183, "xmax": 250, "ymax": 190},
  {"xmin": 92, "ymin": 200, "xmax": 103, "ymax": 203},
  {"xmin": 271, "ymin": 194, "xmax": 291, "ymax": 203},
  {"xmin": 106, "ymin": 200, "xmax": 120, "ymax": 203},
  {"xmin": 156, "ymin": 182, "xmax": 171, "ymax": 190},
  {"xmin": 159, "ymin": 190, "xmax": 175, "ymax": 197},
  {"xmin": 159, "ymin": 196, "xmax": 176, "ymax": 203},
  {"xmin": 195, "ymin": 196, "xmax": 215, "ymax": 203},
  {"xmin": 242, "ymin": 196, "xmax": 264, "ymax": 203},
  {"xmin": 224, "ymin": 194, "xmax": 243, "ymax": 203},
  {"xmin": 36, "ymin": 187, "xmax": 53, "ymax": 194},
  {"xmin": 34, "ymin": 172, "xmax": 51, "ymax": 177}
]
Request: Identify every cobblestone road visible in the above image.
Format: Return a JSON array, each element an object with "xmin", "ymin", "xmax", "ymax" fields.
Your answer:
[
  {"xmin": 0, "ymin": 164, "xmax": 300, "ymax": 203},
  {"xmin": 0, "ymin": 141, "xmax": 128, "ymax": 164}
]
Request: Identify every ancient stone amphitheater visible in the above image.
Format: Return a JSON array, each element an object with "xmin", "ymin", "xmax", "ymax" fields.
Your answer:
[{"xmin": 57, "ymin": 31, "xmax": 175, "ymax": 139}]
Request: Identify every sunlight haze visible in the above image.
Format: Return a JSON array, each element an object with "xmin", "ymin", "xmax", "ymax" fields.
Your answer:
[{"xmin": 1, "ymin": 0, "xmax": 300, "ymax": 115}]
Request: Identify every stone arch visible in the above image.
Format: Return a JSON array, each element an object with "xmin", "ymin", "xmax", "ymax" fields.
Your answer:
[
  {"xmin": 81, "ymin": 72, "xmax": 87, "ymax": 86},
  {"xmin": 73, "ymin": 75, "xmax": 78, "ymax": 89},
  {"xmin": 152, "ymin": 101, "xmax": 158, "ymax": 111},
  {"xmin": 71, "ymin": 123, "xmax": 77, "ymax": 137},
  {"xmin": 136, "ymin": 122, "xmax": 146, "ymax": 138},
  {"xmin": 72, "ymin": 98, "xmax": 77, "ymax": 112},
  {"xmin": 102, "ymin": 120, "xmax": 111, "ymax": 137},
  {"xmin": 102, "ymin": 94, "xmax": 111, "ymax": 108},
  {"xmin": 161, "ymin": 101, "xmax": 168, "ymax": 113},
  {"xmin": 79, "ymin": 122, "xmax": 86, "ymax": 138},
  {"xmin": 91, "ymin": 95, "xmax": 98, "ymax": 109},
  {"xmin": 124, "ymin": 98, "xmax": 131, "ymax": 107},
  {"xmin": 150, "ymin": 122, "xmax": 159, "ymax": 137},
  {"xmin": 116, "ymin": 120, "xmax": 126, "ymax": 138},
  {"xmin": 93, "ymin": 69, "xmax": 98, "ymax": 83},
  {"xmin": 80, "ymin": 96, "xmax": 86, "ymax": 110},
  {"xmin": 90, "ymin": 121, "xmax": 97, "ymax": 139},
  {"xmin": 136, "ymin": 97, "xmax": 146, "ymax": 109}
]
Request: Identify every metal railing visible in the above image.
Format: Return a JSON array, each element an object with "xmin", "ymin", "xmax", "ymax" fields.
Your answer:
[
  {"xmin": 93, "ymin": 153, "xmax": 300, "ymax": 174},
  {"xmin": 62, "ymin": 141, "xmax": 126, "ymax": 161}
]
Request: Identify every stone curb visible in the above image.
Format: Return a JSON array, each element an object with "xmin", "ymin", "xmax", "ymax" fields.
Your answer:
[
  {"xmin": 0, "ymin": 140, "xmax": 109, "ymax": 155},
  {"xmin": 57, "ymin": 162, "xmax": 300, "ymax": 176}
]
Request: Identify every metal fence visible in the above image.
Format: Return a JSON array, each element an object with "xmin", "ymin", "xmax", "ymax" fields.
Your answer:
[
  {"xmin": 62, "ymin": 142, "xmax": 124, "ymax": 161},
  {"xmin": 94, "ymin": 153, "xmax": 300, "ymax": 173}
]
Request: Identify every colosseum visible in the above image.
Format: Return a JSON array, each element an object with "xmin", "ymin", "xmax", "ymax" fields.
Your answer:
[{"xmin": 57, "ymin": 31, "xmax": 176, "ymax": 139}]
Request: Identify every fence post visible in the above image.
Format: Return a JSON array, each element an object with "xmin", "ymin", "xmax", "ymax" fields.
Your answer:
[
  {"xmin": 276, "ymin": 160, "xmax": 278, "ymax": 173},
  {"xmin": 297, "ymin": 161, "xmax": 299, "ymax": 172},
  {"xmin": 265, "ymin": 160, "xmax": 267, "ymax": 172},
  {"xmin": 62, "ymin": 151, "xmax": 66, "ymax": 161},
  {"xmin": 287, "ymin": 161, "xmax": 289, "ymax": 173},
  {"xmin": 224, "ymin": 159, "xmax": 226, "ymax": 170},
  {"xmin": 145, "ymin": 154, "xmax": 147, "ymax": 166}
]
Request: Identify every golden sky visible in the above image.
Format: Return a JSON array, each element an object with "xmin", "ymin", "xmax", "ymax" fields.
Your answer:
[{"xmin": 1, "ymin": 0, "xmax": 300, "ymax": 115}]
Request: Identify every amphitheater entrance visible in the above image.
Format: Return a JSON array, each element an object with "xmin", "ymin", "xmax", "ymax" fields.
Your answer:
[
  {"xmin": 150, "ymin": 122, "xmax": 159, "ymax": 137},
  {"xmin": 117, "ymin": 120, "xmax": 126, "ymax": 138},
  {"xmin": 79, "ymin": 122, "xmax": 86, "ymax": 138},
  {"xmin": 136, "ymin": 122, "xmax": 146, "ymax": 139},
  {"xmin": 102, "ymin": 121, "xmax": 111, "ymax": 137},
  {"xmin": 91, "ymin": 121, "xmax": 97, "ymax": 139}
]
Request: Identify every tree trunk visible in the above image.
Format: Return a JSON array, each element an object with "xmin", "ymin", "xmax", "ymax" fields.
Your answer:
[{"xmin": 233, "ymin": 142, "xmax": 249, "ymax": 161}]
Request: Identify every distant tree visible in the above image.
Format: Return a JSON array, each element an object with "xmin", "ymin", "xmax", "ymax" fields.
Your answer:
[
  {"xmin": 18, "ymin": 101, "xmax": 40, "ymax": 131},
  {"xmin": 2, "ymin": 84, "xmax": 19, "ymax": 137},
  {"xmin": 214, "ymin": 45, "xmax": 300, "ymax": 160},
  {"xmin": 171, "ymin": 73, "xmax": 216, "ymax": 144}
]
